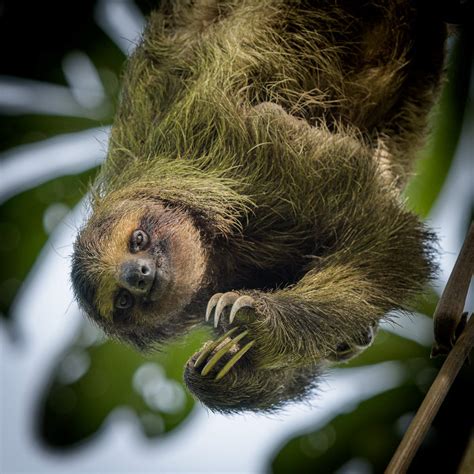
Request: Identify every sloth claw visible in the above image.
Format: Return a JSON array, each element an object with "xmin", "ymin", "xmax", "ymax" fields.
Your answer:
[
  {"xmin": 229, "ymin": 296, "xmax": 255, "ymax": 324},
  {"xmin": 194, "ymin": 327, "xmax": 239, "ymax": 369},
  {"xmin": 198, "ymin": 293, "xmax": 257, "ymax": 379},
  {"xmin": 205, "ymin": 292, "xmax": 256, "ymax": 327},
  {"xmin": 214, "ymin": 292, "xmax": 239, "ymax": 328},
  {"xmin": 215, "ymin": 340, "xmax": 256, "ymax": 381},
  {"xmin": 205, "ymin": 293, "xmax": 223, "ymax": 322},
  {"xmin": 200, "ymin": 330, "xmax": 250, "ymax": 376}
]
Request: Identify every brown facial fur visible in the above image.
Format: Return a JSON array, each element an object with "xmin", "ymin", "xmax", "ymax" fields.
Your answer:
[{"xmin": 72, "ymin": 202, "xmax": 209, "ymax": 346}]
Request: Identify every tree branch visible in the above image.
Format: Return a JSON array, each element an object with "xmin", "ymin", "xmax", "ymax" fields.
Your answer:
[
  {"xmin": 386, "ymin": 222, "xmax": 474, "ymax": 473},
  {"xmin": 432, "ymin": 223, "xmax": 474, "ymax": 355}
]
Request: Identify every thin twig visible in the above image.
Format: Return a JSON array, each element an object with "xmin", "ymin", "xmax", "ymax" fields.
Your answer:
[
  {"xmin": 433, "ymin": 223, "xmax": 474, "ymax": 355},
  {"xmin": 386, "ymin": 222, "xmax": 474, "ymax": 473}
]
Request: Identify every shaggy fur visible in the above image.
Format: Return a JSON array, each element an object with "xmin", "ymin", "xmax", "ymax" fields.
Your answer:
[{"xmin": 72, "ymin": 0, "xmax": 447, "ymax": 412}]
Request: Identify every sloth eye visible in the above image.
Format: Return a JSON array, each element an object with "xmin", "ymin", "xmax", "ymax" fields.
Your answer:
[
  {"xmin": 115, "ymin": 290, "xmax": 134, "ymax": 310},
  {"xmin": 130, "ymin": 229, "xmax": 149, "ymax": 253}
]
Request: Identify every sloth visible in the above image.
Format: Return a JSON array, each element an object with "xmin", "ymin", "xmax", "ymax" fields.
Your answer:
[{"xmin": 71, "ymin": 0, "xmax": 448, "ymax": 412}]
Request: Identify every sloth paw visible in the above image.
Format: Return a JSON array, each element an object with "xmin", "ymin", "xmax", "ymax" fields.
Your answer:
[
  {"xmin": 205, "ymin": 292, "xmax": 255, "ymax": 328},
  {"xmin": 193, "ymin": 328, "xmax": 255, "ymax": 381},
  {"xmin": 197, "ymin": 292, "xmax": 257, "ymax": 380}
]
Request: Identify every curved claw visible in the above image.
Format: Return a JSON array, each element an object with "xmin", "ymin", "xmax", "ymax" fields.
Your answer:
[
  {"xmin": 214, "ymin": 292, "xmax": 239, "ymax": 328},
  {"xmin": 201, "ymin": 330, "xmax": 249, "ymax": 376},
  {"xmin": 214, "ymin": 340, "xmax": 255, "ymax": 381},
  {"xmin": 205, "ymin": 293, "xmax": 222, "ymax": 322},
  {"xmin": 194, "ymin": 327, "xmax": 239, "ymax": 369},
  {"xmin": 229, "ymin": 295, "xmax": 255, "ymax": 324}
]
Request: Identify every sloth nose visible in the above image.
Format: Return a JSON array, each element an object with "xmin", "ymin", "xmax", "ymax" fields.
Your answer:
[{"xmin": 119, "ymin": 258, "xmax": 156, "ymax": 295}]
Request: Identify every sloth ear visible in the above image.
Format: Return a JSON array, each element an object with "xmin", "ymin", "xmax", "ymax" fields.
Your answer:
[{"xmin": 326, "ymin": 323, "xmax": 378, "ymax": 363}]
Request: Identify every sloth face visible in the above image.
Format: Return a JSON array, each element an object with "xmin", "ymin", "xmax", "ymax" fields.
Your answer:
[{"xmin": 71, "ymin": 202, "xmax": 208, "ymax": 348}]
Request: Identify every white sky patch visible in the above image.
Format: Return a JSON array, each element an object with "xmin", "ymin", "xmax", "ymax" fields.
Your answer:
[
  {"xmin": 95, "ymin": 0, "xmax": 145, "ymax": 55},
  {"xmin": 428, "ymin": 113, "xmax": 474, "ymax": 308},
  {"xmin": 0, "ymin": 76, "xmax": 101, "ymax": 118},
  {"xmin": 62, "ymin": 51, "xmax": 106, "ymax": 109},
  {"xmin": 0, "ymin": 127, "xmax": 108, "ymax": 204},
  {"xmin": 43, "ymin": 203, "xmax": 71, "ymax": 235},
  {"xmin": 380, "ymin": 312, "xmax": 434, "ymax": 347}
]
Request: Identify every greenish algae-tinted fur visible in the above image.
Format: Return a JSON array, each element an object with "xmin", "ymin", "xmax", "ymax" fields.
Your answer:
[{"xmin": 72, "ymin": 0, "xmax": 446, "ymax": 412}]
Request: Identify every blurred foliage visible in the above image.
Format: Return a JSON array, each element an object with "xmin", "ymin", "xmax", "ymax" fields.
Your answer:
[
  {"xmin": 272, "ymin": 385, "xmax": 425, "ymax": 474},
  {"xmin": 405, "ymin": 29, "xmax": 473, "ymax": 217},
  {"xmin": 0, "ymin": 170, "xmax": 95, "ymax": 316},
  {"xmin": 1, "ymin": 1, "xmax": 473, "ymax": 472},
  {"xmin": 270, "ymin": 356, "xmax": 474, "ymax": 474},
  {"xmin": 39, "ymin": 324, "xmax": 210, "ymax": 446}
]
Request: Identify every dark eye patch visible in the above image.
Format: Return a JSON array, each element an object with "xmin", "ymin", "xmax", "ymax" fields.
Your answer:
[
  {"xmin": 113, "ymin": 309, "xmax": 133, "ymax": 325},
  {"xmin": 115, "ymin": 289, "xmax": 134, "ymax": 309},
  {"xmin": 113, "ymin": 290, "xmax": 134, "ymax": 325}
]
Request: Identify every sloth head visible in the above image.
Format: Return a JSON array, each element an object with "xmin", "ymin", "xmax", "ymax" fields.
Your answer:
[{"xmin": 71, "ymin": 200, "xmax": 209, "ymax": 349}]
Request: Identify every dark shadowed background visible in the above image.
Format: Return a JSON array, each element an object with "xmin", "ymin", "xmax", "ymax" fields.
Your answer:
[{"xmin": 0, "ymin": 1, "xmax": 473, "ymax": 472}]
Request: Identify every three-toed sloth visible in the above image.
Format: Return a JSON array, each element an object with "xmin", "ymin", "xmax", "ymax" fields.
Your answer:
[{"xmin": 72, "ymin": 0, "xmax": 447, "ymax": 412}]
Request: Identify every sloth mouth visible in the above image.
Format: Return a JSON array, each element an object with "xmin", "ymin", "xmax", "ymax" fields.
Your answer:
[
  {"xmin": 147, "ymin": 272, "xmax": 159, "ymax": 299},
  {"xmin": 147, "ymin": 271, "xmax": 164, "ymax": 302},
  {"xmin": 146, "ymin": 258, "xmax": 170, "ymax": 303}
]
